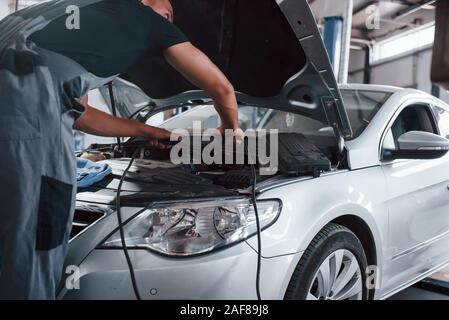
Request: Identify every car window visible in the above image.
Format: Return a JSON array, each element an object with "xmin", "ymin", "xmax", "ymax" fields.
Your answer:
[
  {"xmin": 433, "ymin": 106, "xmax": 449, "ymax": 139},
  {"xmin": 383, "ymin": 104, "xmax": 437, "ymax": 151},
  {"xmin": 341, "ymin": 90, "xmax": 392, "ymax": 139}
]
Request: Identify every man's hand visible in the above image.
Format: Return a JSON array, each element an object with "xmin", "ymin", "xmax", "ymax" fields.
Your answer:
[
  {"xmin": 218, "ymin": 126, "xmax": 245, "ymax": 144},
  {"xmin": 74, "ymin": 98, "xmax": 174, "ymax": 149},
  {"xmin": 164, "ymin": 42, "xmax": 240, "ymax": 131},
  {"xmin": 144, "ymin": 126, "xmax": 173, "ymax": 149}
]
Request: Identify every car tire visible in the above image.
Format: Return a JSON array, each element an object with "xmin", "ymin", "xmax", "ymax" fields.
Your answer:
[{"xmin": 284, "ymin": 223, "xmax": 370, "ymax": 300}]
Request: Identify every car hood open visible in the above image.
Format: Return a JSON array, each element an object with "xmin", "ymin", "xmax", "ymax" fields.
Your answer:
[{"xmin": 122, "ymin": 0, "xmax": 352, "ymax": 138}]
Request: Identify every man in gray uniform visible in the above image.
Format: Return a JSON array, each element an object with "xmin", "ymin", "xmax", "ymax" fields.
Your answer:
[{"xmin": 0, "ymin": 0, "xmax": 240, "ymax": 299}]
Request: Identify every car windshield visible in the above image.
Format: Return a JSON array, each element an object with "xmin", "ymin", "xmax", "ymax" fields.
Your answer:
[
  {"xmin": 157, "ymin": 89, "xmax": 391, "ymax": 139},
  {"xmin": 102, "ymin": 80, "xmax": 391, "ymax": 139},
  {"xmin": 158, "ymin": 105, "xmax": 332, "ymax": 138},
  {"xmin": 341, "ymin": 89, "xmax": 392, "ymax": 139}
]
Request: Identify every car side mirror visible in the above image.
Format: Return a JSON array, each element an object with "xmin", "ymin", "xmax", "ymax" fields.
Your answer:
[{"xmin": 383, "ymin": 131, "xmax": 449, "ymax": 160}]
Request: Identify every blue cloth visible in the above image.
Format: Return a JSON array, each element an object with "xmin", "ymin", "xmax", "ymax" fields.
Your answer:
[{"xmin": 76, "ymin": 158, "xmax": 112, "ymax": 188}]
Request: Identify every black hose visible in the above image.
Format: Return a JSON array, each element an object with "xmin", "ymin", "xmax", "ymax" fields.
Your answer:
[
  {"xmin": 108, "ymin": 82, "xmax": 122, "ymax": 149},
  {"xmin": 250, "ymin": 164, "xmax": 262, "ymax": 300},
  {"xmin": 116, "ymin": 150, "xmax": 142, "ymax": 300}
]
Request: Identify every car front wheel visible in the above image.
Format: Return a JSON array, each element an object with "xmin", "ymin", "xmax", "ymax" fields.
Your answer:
[{"xmin": 285, "ymin": 223, "xmax": 369, "ymax": 300}]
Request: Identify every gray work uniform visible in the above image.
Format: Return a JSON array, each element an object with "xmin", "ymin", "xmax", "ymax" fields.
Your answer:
[{"xmin": 0, "ymin": 0, "xmax": 114, "ymax": 299}]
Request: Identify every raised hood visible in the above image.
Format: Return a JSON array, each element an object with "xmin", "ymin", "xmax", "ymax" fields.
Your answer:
[{"xmin": 122, "ymin": 0, "xmax": 352, "ymax": 138}]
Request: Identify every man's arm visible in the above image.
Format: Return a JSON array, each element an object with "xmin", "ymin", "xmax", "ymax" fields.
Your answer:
[
  {"xmin": 74, "ymin": 96, "xmax": 173, "ymax": 148},
  {"xmin": 163, "ymin": 42, "xmax": 240, "ymax": 130}
]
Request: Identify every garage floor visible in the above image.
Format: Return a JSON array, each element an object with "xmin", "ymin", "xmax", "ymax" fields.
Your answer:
[{"xmin": 389, "ymin": 267, "xmax": 449, "ymax": 300}]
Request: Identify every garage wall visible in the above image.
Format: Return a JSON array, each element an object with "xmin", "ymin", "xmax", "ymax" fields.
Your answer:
[
  {"xmin": 348, "ymin": 46, "xmax": 449, "ymax": 105},
  {"xmin": 348, "ymin": 48, "xmax": 366, "ymax": 83},
  {"xmin": 0, "ymin": 0, "xmax": 13, "ymax": 19},
  {"xmin": 349, "ymin": 47, "xmax": 432, "ymax": 89},
  {"xmin": 309, "ymin": 0, "xmax": 447, "ymax": 103}
]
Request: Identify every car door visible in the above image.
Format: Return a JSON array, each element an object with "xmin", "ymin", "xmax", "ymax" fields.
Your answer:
[{"xmin": 381, "ymin": 102, "xmax": 449, "ymax": 293}]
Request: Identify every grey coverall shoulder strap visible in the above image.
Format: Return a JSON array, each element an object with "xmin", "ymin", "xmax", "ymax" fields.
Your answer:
[{"xmin": 0, "ymin": 0, "xmax": 116, "ymax": 299}]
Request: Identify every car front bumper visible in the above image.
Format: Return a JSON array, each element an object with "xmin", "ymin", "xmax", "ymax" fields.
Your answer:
[{"xmin": 59, "ymin": 241, "xmax": 302, "ymax": 300}]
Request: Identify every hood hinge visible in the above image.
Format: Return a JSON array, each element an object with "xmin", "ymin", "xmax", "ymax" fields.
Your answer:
[{"xmin": 321, "ymin": 96, "xmax": 346, "ymax": 157}]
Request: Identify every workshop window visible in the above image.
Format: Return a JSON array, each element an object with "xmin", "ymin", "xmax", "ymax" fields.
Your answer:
[{"xmin": 373, "ymin": 24, "xmax": 435, "ymax": 62}]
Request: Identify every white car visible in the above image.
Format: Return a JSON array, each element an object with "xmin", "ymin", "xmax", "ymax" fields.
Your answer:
[{"xmin": 60, "ymin": 0, "xmax": 449, "ymax": 300}]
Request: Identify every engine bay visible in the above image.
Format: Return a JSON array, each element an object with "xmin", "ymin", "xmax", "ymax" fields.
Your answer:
[{"xmin": 76, "ymin": 132, "xmax": 344, "ymax": 206}]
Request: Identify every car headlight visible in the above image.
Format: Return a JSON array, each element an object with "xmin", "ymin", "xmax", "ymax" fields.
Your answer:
[{"xmin": 101, "ymin": 198, "xmax": 281, "ymax": 256}]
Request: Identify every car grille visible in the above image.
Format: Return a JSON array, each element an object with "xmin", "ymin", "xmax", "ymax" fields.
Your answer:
[{"xmin": 70, "ymin": 208, "xmax": 107, "ymax": 240}]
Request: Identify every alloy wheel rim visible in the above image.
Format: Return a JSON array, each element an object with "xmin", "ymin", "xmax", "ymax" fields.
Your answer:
[{"xmin": 307, "ymin": 249, "xmax": 363, "ymax": 300}]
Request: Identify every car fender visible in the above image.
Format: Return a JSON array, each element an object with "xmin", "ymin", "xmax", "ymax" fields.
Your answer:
[{"xmin": 247, "ymin": 167, "xmax": 388, "ymax": 289}]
